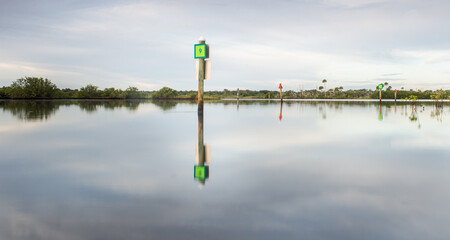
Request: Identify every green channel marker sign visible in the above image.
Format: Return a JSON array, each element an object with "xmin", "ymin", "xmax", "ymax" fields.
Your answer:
[
  {"xmin": 377, "ymin": 84, "xmax": 384, "ymax": 89},
  {"xmin": 194, "ymin": 43, "xmax": 207, "ymax": 59},
  {"xmin": 194, "ymin": 165, "xmax": 208, "ymax": 180}
]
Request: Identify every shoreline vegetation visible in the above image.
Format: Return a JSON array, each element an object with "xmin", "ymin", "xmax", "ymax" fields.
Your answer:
[{"xmin": 1, "ymin": 77, "xmax": 449, "ymax": 101}]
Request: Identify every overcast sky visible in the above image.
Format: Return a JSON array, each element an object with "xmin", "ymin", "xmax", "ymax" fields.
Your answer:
[{"xmin": 1, "ymin": 0, "xmax": 450, "ymax": 91}]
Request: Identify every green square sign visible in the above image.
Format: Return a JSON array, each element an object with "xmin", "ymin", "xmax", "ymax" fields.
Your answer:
[
  {"xmin": 377, "ymin": 84, "xmax": 384, "ymax": 89},
  {"xmin": 194, "ymin": 43, "xmax": 207, "ymax": 59},
  {"xmin": 194, "ymin": 165, "xmax": 209, "ymax": 180},
  {"xmin": 194, "ymin": 165, "xmax": 205, "ymax": 180}
]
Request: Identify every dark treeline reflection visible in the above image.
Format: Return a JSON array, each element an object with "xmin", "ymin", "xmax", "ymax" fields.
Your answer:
[
  {"xmin": 0, "ymin": 100, "xmax": 61, "ymax": 121},
  {"xmin": 151, "ymin": 100, "xmax": 180, "ymax": 111},
  {"xmin": 225, "ymin": 99, "xmax": 449, "ymax": 126},
  {"xmin": 0, "ymin": 100, "xmax": 172, "ymax": 121},
  {"xmin": 77, "ymin": 100, "xmax": 141, "ymax": 113},
  {"xmin": 1, "ymin": 100, "xmax": 448, "ymax": 123}
]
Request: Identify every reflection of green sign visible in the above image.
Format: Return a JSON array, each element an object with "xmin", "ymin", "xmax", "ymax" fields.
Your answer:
[
  {"xmin": 377, "ymin": 84, "xmax": 384, "ymax": 89},
  {"xmin": 194, "ymin": 43, "xmax": 207, "ymax": 59},
  {"xmin": 194, "ymin": 165, "xmax": 206, "ymax": 180}
]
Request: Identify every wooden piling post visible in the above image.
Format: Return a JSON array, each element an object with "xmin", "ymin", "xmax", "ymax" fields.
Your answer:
[
  {"xmin": 377, "ymin": 83, "xmax": 383, "ymax": 103},
  {"xmin": 279, "ymin": 83, "xmax": 283, "ymax": 101},
  {"xmin": 197, "ymin": 40, "xmax": 206, "ymax": 114},
  {"xmin": 379, "ymin": 89, "xmax": 382, "ymax": 103}
]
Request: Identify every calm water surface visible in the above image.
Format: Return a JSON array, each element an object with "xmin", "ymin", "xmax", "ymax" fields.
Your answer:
[{"xmin": 0, "ymin": 100, "xmax": 449, "ymax": 240}]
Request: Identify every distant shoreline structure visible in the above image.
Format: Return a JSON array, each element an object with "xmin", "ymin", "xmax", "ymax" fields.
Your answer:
[{"xmin": 1, "ymin": 77, "xmax": 449, "ymax": 101}]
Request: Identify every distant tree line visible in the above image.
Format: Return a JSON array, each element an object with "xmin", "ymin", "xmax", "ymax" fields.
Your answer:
[
  {"xmin": 0, "ymin": 77, "xmax": 166, "ymax": 99},
  {"xmin": 1, "ymin": 77, "xmax": 449, "ymax": 100}
]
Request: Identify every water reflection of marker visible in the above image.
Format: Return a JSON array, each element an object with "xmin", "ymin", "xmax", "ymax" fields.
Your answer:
[
  {"xmin": 194, "ymin": 165, "xmax": 209, "ymax": 181},
  {"xmin": 194, "ymin": 110, "xmax": 211, "ymax": 186},
  {"xmin": 279, "ymin": 101, "xmax": 283, "ymax": 121},
  {"xmin": 378, "ymin": 104, "xmax": 383, "ymax": 121}
]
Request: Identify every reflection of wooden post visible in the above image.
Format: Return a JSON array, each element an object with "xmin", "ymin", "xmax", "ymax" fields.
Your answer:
[
  {"xmin": 279, "ymin": 101, "xmax": 283, "ymax": 121},
  {"xmin": 378, "ymin": 103, "xmax": 383, "ymax": 121},
  {"xmin": 195, "ymin": 107, "xmax": 210, "ymax": 186},
  {"xmin": 198, "ymin": 111, "xmax": 204, "ymax": 165}
]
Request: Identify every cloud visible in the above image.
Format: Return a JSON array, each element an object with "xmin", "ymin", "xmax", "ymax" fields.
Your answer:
[
  {"xmin": 373, "ymin": 78, "xmax": 406, "ymax": 82},
  {"xmin": 1, "ymin": 0, "xmax": 450, "ymax": 90},
  {"xmin": 382, "ymin": 73, "xmax": 402, "ymax": 76},
  {"xmin": 391, "ymin": 134, "xmax": 450, "ymax": 150},
  {"xmin": 0, "ymin": 208, "xmax": 83, "ymax": 240},
  {"xmin": 323, "ymin": 0, "xmax": 387, "ymax": 8},
  {"xmin": 130, "ymin": 81, "xmax": 162, "ymax": 90},
  {"xmin": 392, "ymin": 50, "xmax": 450, "ymax": 65}
]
